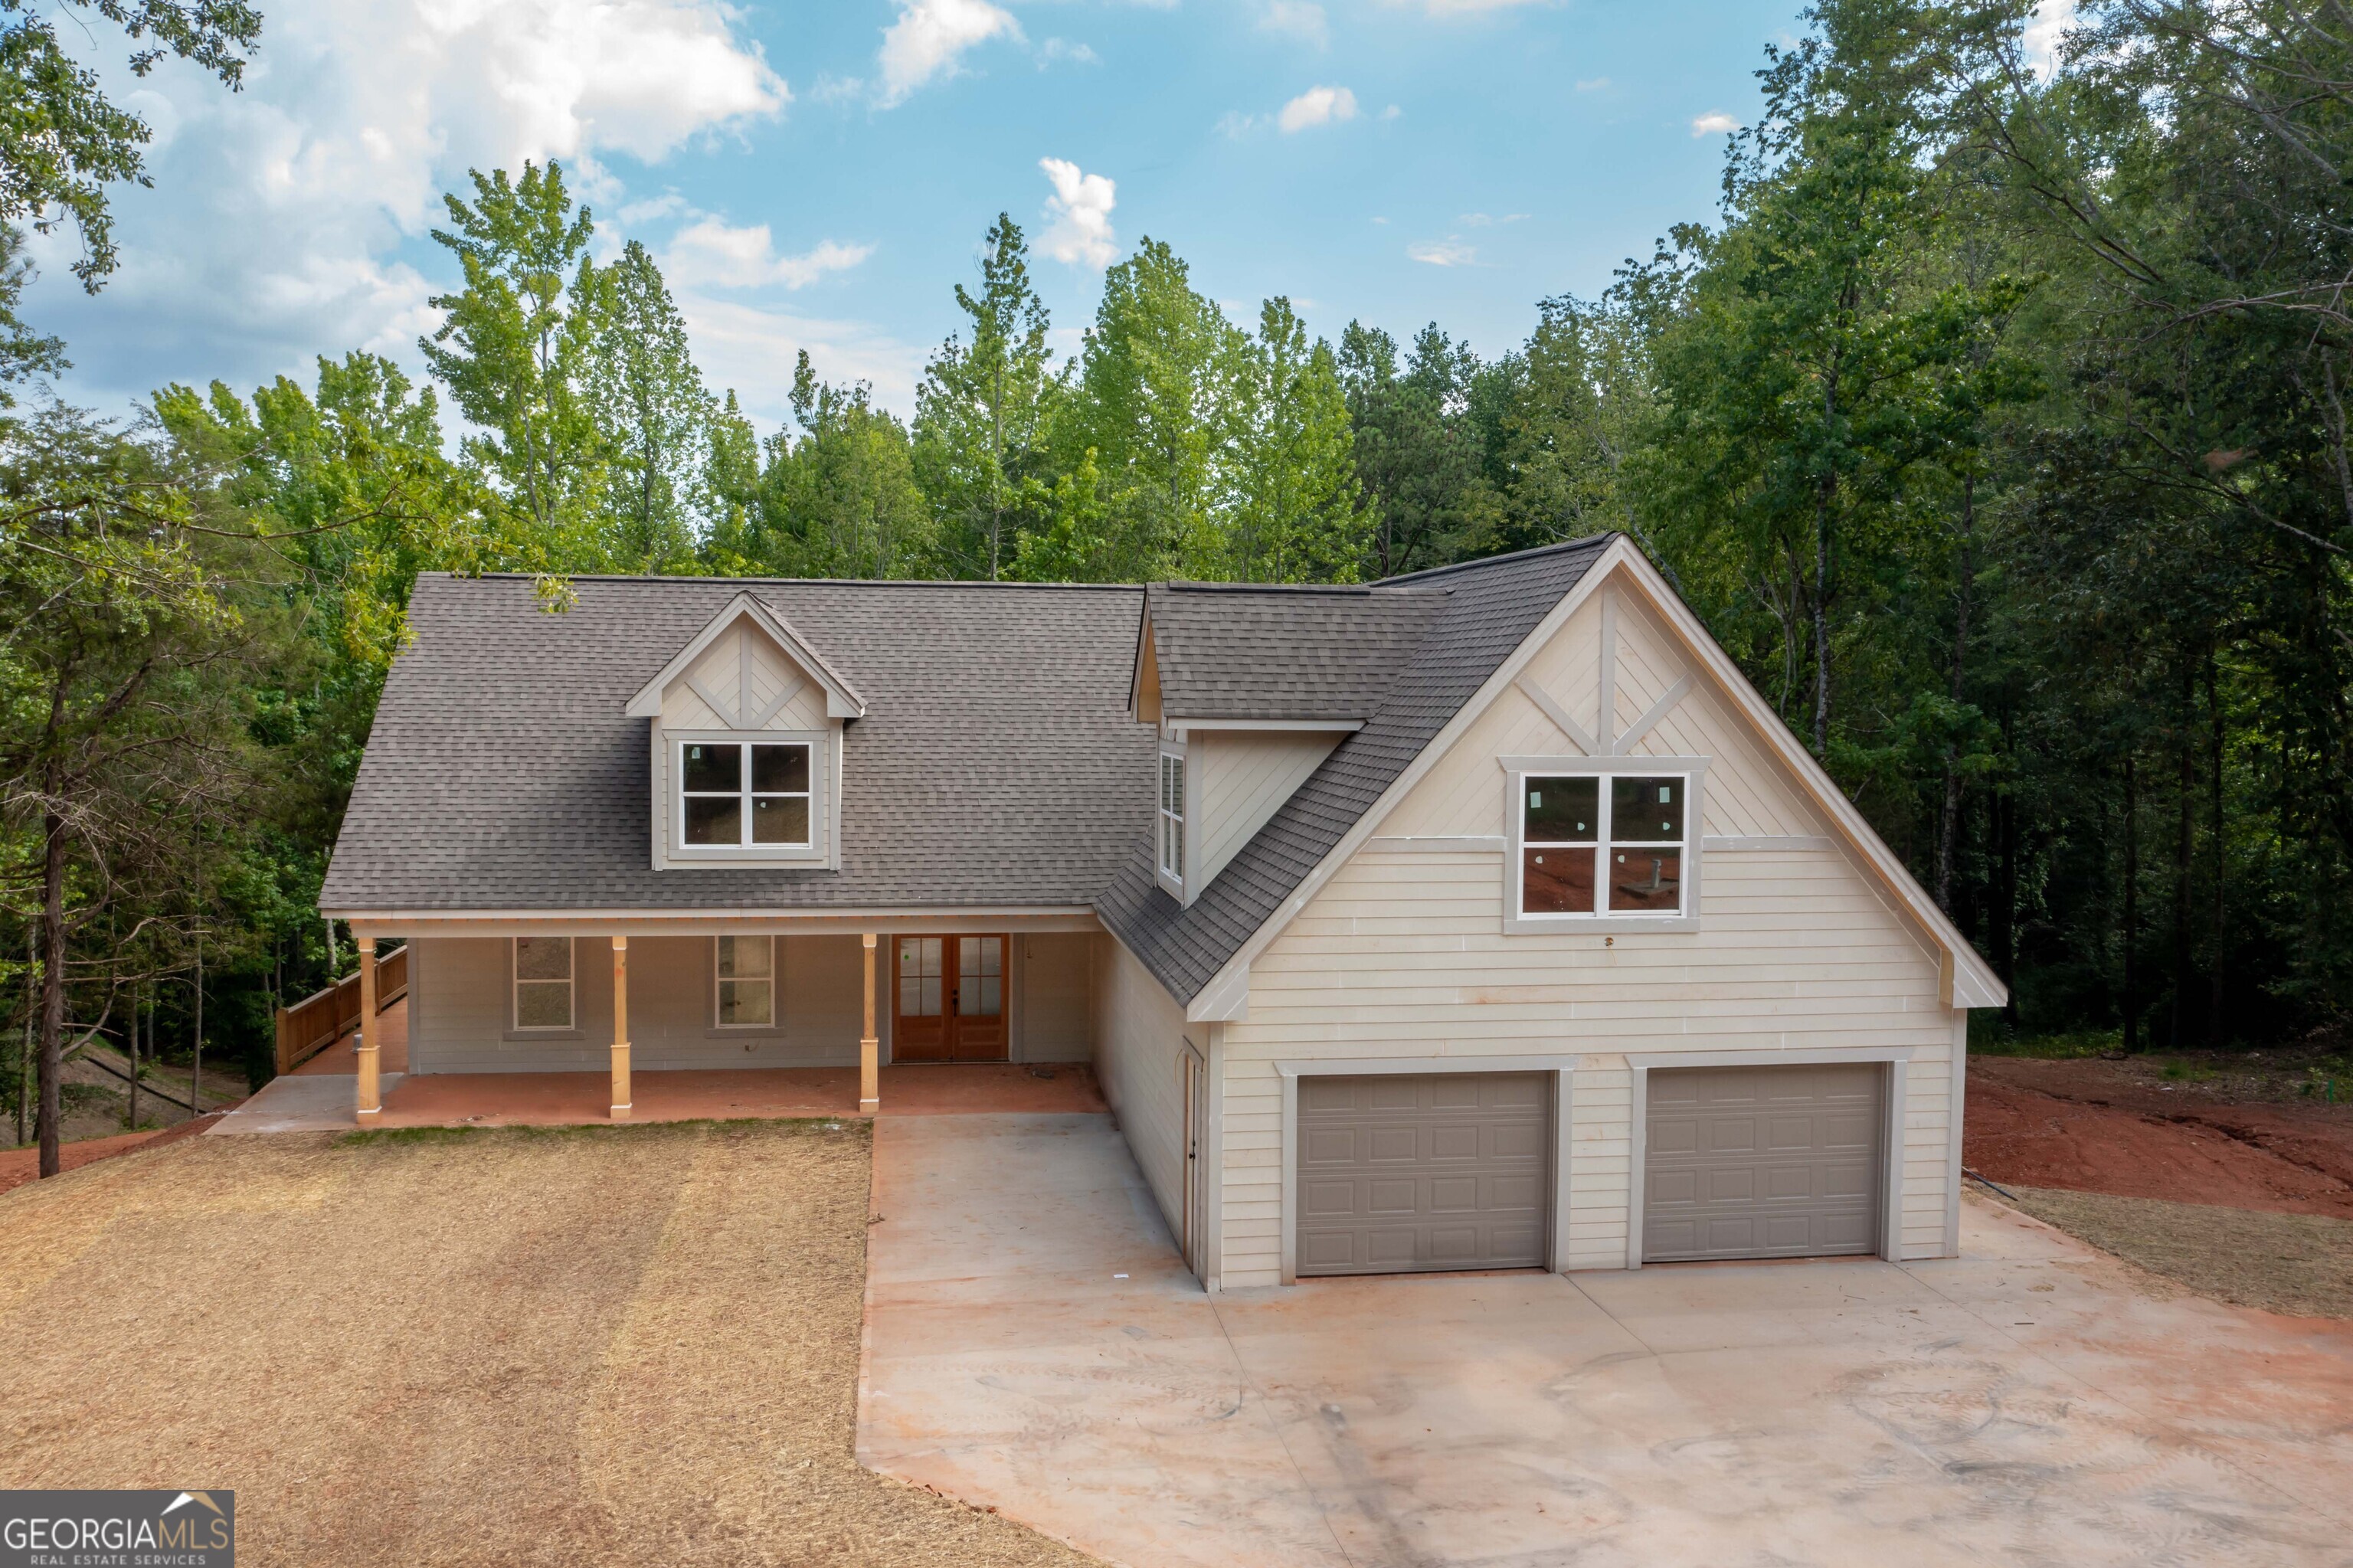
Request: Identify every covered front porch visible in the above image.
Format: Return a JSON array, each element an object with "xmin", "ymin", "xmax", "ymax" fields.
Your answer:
[
  {"xmin": 261, "ymin": 914, "xmax": 1105, "ymax": 1130},
  {"xmin": 227, "ymin": 989, "xmax": 1108, "ymax": 1132}
]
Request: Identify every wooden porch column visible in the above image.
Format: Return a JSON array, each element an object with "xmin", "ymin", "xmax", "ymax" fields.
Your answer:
[
  {"xmin": 610, "ymin": 935, "xmax": 633, "ymax": 1121},
  {"xmin": 355, "ymin": 936, "xmax": 381, "ymax": 1120},
  {"xmin": 859, "ymin": 933, "xmax": 879, "ymax": 1114}
]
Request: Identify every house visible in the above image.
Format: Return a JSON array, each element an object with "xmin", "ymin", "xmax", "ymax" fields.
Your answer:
[{"xmin": 320, "ymin": 533, "xmax": 2004, "ymax": 1288}]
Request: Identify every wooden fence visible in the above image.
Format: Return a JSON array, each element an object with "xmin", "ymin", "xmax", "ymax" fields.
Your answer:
[{"xmin": 274, "ymin": 942, "xmax": 406, "ymax": 1075}]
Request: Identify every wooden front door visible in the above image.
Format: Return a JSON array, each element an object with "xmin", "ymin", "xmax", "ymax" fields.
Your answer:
[{"xmin": 892, "ymin": 935, "xmax": 1008, "ymax": 1062}]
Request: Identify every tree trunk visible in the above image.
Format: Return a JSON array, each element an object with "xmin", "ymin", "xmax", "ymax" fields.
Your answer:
[
  {"xmin": 2205, "ymin": 653, "xmax": 2226, "ymax": 1046},
  {"xmin": 1994, "ymin": 777, "xmax": 2018, "ymax": 1029},
  {"xmin": 1812, "ymin": 489, "xmax": 1833, "ymax": 758},
  {"xmin": 38, "ymin": 806, "xmax": 67, "ymax": 1178},
  {"xmin": 126, "ymin": 983, "xmax": 139, "ymax": 1130},
  {"xmin": 2122, "ymin": 752, "xmax": 2141, "ymax": 1054},
  {"xmin": 16, "ymin": 924, "xmax": 31, "ymax": 1147},
  {"xmin": 191, "ymin": 928, "xmax": 203, "ymax": 1123},
  {"xmin": 2171, "ymin": 698, "xmax": 2194, "ymax": 1049},
  {"xmin": 1936, "ymin": 476, "xmax": 1976, "ymax": 912}
]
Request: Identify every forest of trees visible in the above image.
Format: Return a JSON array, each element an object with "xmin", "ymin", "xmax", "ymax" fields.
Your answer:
[{"xmin": 5, "ymin": 0, "xmax": 2350, "ymax": 1171}]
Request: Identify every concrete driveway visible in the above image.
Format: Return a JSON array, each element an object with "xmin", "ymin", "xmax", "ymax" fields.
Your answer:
[{"xmin": 859, "ymin": 1113, "xmax": 2353, "ymax": 1568}]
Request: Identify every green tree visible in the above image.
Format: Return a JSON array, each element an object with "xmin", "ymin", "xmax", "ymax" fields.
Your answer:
[
  {"xmin": 0, "ymin": 0, "xmax": 260, "ymax": 290},
  {"xmin": 754, "ymin": 352, "xmax": 935, "ymax": 579},
  {"xmin": 1062, "ymin": 237, "xmax": 1242, "ymax": 579},
  {"xmin": 1221, "ymin": 297, "xmax": 1358, "ymax": 582},
  {"xmin": 914, "ymin": 213, "xmax": 1061, "ymax": 579},
  {"xmin": 420, "ymin": 162, "xmax": 609, "ymax": 563},
  {"xmin": 1338, "ymin": 320, "xmax": 1484, "ymax": 578},
  {"xmin": 583, "ymin": 239, "xmax": 714, "ymax": 573}
]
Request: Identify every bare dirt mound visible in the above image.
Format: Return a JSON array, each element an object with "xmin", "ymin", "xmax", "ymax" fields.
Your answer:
[{"xmin": 1965, "ymin": 1064, "xmax": 2353, "ymax": 1218}]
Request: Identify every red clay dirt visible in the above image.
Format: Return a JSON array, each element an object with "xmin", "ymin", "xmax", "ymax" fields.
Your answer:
[
  {"xmin": 1965, "ymin": 1057, "xmax": 2353, "ymax": 1219},
  {"xmin": 0, "ymin": 1111, "xmax": 227, "ymax": 1197}
]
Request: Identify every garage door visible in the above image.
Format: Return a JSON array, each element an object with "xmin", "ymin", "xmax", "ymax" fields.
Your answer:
[
  {"xmin": 1296, "ymin": 1073, "xmax": 1551, "ymax": 1277},
  {"xmin": 1643, "ymin": 1063, "xmax": 1884, "ymax": 1263}
]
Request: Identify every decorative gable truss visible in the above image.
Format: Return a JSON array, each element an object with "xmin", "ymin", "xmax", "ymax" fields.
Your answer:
[{"xmin": 626, "ymin": 594, "xmax": 865, "ymax": 870}]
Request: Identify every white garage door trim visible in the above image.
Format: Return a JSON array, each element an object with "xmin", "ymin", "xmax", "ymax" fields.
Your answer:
[
  {"xmin": 1625, "ymin": 1046, "xmax": 1913, "ymax": 1271},
  {"xmin": 1277, "ymin": 1056, "xmax": 1576, "ymax": 1286}
]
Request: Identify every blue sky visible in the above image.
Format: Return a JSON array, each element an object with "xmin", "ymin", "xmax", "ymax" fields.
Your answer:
[{"xmin": 24, "ymin": 0, "xmax": 1817, "ymax": 432}]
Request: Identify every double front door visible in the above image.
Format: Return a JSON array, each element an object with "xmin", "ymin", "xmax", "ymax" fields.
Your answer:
[{"xmin": 892, "ymin": 935, "xmax": 1007, "ymax": 1062}]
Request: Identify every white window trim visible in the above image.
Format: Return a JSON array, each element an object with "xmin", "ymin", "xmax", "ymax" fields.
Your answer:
[
  {"xmin": 1157, "ymin": 742, "xmax": 1188, "ymax": 901},
  {"xmin": 669, "ymin": 731, "xmax": 828, "ymax": 864},
  {"xmin": 1500, "ymin": 755, "xmax": 1709, "ymax": 935},
  {"xmin": 712, "ymin": 934, "xmax": 778, "ymax": 1030},
  {"xmin": 512, "ymin": 936, "xmax": 575, "ymax": 1031}
]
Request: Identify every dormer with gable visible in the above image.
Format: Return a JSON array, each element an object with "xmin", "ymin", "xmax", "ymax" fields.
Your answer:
[
  {"xmin": 1131, "ymin": 581, "xmax": 1442, "ymax": 906},
  {"xmin": 624, "ymin": 593, "xmax": 866, "ymax": 871}
]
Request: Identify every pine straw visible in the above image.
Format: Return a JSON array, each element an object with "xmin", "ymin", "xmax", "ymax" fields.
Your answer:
[
  {"xmin": 0, "ymin": 1120, "xmax": 1095, "ymax": 1567},
  {"xmin": 2003, "ymin": 1184, "xmax": 2353, "ymax": 1320}
]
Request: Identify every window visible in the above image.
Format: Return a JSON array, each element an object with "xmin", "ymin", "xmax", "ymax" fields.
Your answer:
[
  {"xmin": 715, "ymin": 935, "xmax": 774, "ymax": 1027},
  {"xmin": 1519, "ymin": 772, "xmax": 1690, "ymax": 918},
  {"xmin": 1159, "ymin": 750, "xmax": 1186, "ymax": 883},
  {"xmin": 680, "ymin": 740, "xmax": 811, "ymax": 849},
  {"xmin": 514, "ymin": 937, "xmax": 573, "ymax": 1029}
]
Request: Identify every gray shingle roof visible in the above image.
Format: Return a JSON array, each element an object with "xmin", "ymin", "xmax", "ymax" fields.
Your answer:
[
  {"xmin": 322, "ymin": 537, "xmax": 1613, "ymax": 1009},
  {"xmin": 1144, "ymin": 581, "xmax": 1445, "ymax": 720},
  {"xmin": 1098, "ymin": 536, "xmax": 1612, "ymax": 1003},
  {"xmin": 321, "ymin": 574, "xmax": 1153, "ymax": 912}
]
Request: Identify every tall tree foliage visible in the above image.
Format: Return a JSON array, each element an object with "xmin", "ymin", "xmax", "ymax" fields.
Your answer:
[{"xmin": 915, "ymin": 214, "xmax": 1059, "ymax": 579}]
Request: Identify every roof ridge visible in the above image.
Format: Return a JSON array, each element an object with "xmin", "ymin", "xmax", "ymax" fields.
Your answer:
[
  {"xmin": 431, "ymin": 571, "xmax": 1143, "ymax": 592},
  {"xmin": 1374, "ymin": 533, "xmax": 1615, "ymax": 588}
]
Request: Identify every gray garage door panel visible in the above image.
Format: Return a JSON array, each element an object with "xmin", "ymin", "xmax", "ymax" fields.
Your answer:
[
  {"xmin": 1296, "ymin": 1072, "xmax": 1551, "ymax": 1277},
  {"xmin": 1643, "ymin": 1063, "xmax": 1884, "ymax": 1263}
]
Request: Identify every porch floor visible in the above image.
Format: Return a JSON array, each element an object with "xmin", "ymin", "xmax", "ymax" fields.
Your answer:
[{"xmin": 368, "ymin": 1061, "xmax": 1106, "ymax": 1128}]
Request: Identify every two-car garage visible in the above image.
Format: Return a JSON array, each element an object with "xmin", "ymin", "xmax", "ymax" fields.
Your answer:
[{"xmin": 1291, "ymin": 1062, "xmax": 1888, "ymax": 1278}]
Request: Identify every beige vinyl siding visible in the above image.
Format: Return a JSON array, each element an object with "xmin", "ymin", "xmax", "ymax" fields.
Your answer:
[
  {"xmin": 659, "ymin": 621, "xmax": 832, "ymax": 732},
  {"xmin": 1214, "ymin": 581, "xmax": 1963, "ymax": 1287},
  {"xmin": 409, "ymin": 934, "xmax": 869, "ymax": 1072},
  {"xmin": 1095, "ymin": 937, "xmax": 1191, "ymax": 1242},
  {"xmin": 1192, "ymin": 730, "xmax": 1340, "ymax": 892},
  {"xmin": 1019, "ymin": 933, "xmax": 1099, "ymax": 1062}
]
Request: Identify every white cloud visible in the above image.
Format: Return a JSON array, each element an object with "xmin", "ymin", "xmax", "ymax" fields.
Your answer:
[
  {"xmin": 1278, "ymin": 84, "xmax": 1358, "ymax": 133},
  {"xmin": 1408, "ymin": 240, "xmax": 1476, "ymax": 266},
  {"xmin": 1259, "ymin": 1, "xmax": 1329, "ymax": 46},
  {"xmin": 2022, "ymin": 0, "xmax": 2077, "ymax": 77},
  {"xmin": 1038, "ymin": 157, "xmax": 1117, "ymax": 267},
  {"xmin": 675, "ymin": 293, "xmax": 923, "ymax": 425},
  {"xmin": 1379, "ymin": 103, "xmax": 1402, "ymax": 121},
  {"xmin": 28, "ymin": 0, "xmax": 786, "ymax": 416},
  {"xmin": 1690, "ymin": 111, "xmax": 1740, "ymax": 137},
  {"xmin": 877, "ymin": 0, "xmax": 1022, "ymax": 107},
  {"xmin": 663, "ymin": 220, "xmax": 873, "ymax": 290},
  {"xmin": 1039, "ymin": 38, "xmax": 1100, "ymax": 67},
  {"xmin": 1576, "ymin": 77, "xmax": 1610, "ymax": 92},
  {"xmin": 1458, "ymin": 212, "xmax": 1527, "ymax": 228}
]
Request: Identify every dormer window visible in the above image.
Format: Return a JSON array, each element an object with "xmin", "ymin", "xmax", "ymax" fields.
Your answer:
[
  {"xmin": 681, "ymin": 741, "xmax": 812, "ymax": 848},
  {"xmin": 1159, "ymin": 748, "xmax": 1186, "ymax": 890}
]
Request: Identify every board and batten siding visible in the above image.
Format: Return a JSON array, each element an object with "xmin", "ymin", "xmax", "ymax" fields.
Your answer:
[
  {"xmin": 1095, "ymin": 935, "xmax": 1192, "ymax": 1244},
  {"xmin": 1213, "ymin": 581, "xmax": 1964, "ymax": 1288},
  {"xmin": 1191, "ymin": 730, "xmax": 1340, "ymax": 893}
]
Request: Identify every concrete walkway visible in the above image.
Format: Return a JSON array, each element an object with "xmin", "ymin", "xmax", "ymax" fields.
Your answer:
[{"xmin": 859, "ymin": 1112, "xmax": 2353, "ymax": 1568}]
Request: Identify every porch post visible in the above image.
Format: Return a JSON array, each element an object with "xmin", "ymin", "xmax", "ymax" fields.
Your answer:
[
  {"xmin": 610, "ymin": 935, "xmax": 632, "ymax": 1121},
  {"xmin": 355, "ymin": 936, "xmax": 381, "ymax": 1120},
  {"xmin": 859, "ymin": 933, "xmax": 879, "ymax": 1114}
]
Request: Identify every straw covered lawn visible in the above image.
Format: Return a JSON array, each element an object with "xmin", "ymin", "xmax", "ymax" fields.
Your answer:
[{"xmin": 0, "ymin": 1120, "xmax": 1092, "ymax": 1567}]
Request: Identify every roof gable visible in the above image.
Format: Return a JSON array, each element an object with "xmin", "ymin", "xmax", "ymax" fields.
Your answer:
[{"xmin": 623, "ymin": 593, "xmax": 866, "ymax": 722}]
